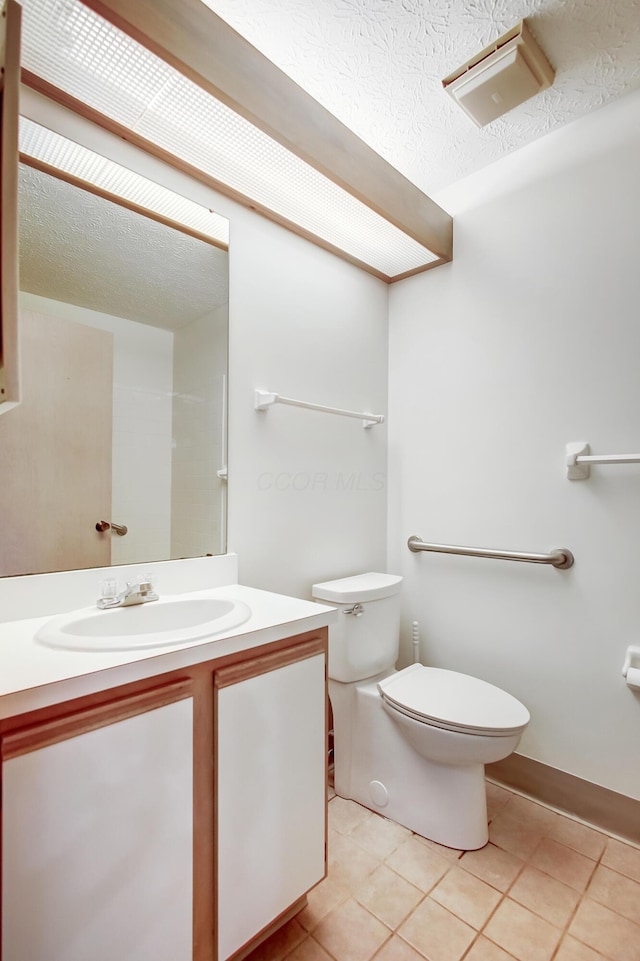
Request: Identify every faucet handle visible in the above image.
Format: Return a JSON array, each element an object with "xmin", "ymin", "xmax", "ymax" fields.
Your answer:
[
  {"xmin": 100, "ymin": 578, "xmax": 118, "ymax": 602},
  {"xmin": 139, "ymin": 574, "xmax": 159, "ymax": 599},
  {"xmin": 125, "ymin": 576, "xmax": 149, "ymax": 589}
]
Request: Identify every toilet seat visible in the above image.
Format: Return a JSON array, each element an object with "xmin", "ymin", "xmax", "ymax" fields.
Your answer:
[{"xmin": 378, "ymin": 664, "xmax": 530, "ymax": 737}]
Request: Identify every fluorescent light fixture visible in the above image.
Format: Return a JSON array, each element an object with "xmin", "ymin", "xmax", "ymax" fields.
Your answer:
[
  {"xmin": 19, "ymin": 0, "xmax": 442, "ymax": 279},
  {"xmin": 19, "ymin": 116, "xmax": 230, "ymax": 246}
]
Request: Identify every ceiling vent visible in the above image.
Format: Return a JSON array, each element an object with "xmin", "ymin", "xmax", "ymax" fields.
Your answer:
[{"xmin": 442, "ymin": 20, "xmax": 555, "ymax": 127}]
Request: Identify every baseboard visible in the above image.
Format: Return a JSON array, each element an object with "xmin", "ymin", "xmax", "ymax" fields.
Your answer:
[{"xmin": 486, "ymin": 753, "xmax": 640, "ymax": 846}]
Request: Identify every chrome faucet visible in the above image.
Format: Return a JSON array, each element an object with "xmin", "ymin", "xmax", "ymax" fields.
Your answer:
[{"xmin": 97, "ymin": 575, "xmax": 159, "ymax": 609}]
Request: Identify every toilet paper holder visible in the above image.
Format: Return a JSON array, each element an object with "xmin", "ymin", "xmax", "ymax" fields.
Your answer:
[{"xmin": 622, "ymin": 646, "xmax": 640, "ymax": 689}]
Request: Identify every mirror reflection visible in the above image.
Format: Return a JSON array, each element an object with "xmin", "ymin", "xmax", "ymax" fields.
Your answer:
[{"xmin": 0, "ymin": 158, "xmax": 229, "ymax": 577}]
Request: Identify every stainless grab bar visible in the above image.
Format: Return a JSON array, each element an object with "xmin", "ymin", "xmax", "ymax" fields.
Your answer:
[{"xmin": 407, "ymin": 536, "xmax": 574, "ymax": 570}]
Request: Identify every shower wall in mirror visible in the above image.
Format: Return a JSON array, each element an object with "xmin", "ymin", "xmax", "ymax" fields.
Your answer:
[{"xmin": 0, "ymin": 151, "xmax": 229, "ymax": 577}]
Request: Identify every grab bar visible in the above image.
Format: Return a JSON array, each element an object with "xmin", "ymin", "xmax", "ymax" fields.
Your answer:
[
  {"xmin": 407, "ymin": 535, "xmax": 574, "ymax": 570},
  {"xmin": 254, "ymin": 389, "xmax": 384, "ymax": 428}
]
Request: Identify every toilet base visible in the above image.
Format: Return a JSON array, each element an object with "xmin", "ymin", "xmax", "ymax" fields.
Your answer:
[
  {"xmin": 345, "ymin": 762, "xmax": 489, "ymax": 851},
  {"xmin": 331, "ymin": 678, "xmax": 490, "ymax": 850}
]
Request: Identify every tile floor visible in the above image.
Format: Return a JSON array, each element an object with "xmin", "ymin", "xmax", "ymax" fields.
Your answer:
[{"xmin": 245, "ymin": 781, "xmax": 640, "ymax": 961}]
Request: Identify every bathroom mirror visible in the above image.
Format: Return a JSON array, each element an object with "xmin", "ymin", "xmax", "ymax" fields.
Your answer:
[{"xmin": 0, "ymin": 157, "xmax": 229, "ymax": 577}]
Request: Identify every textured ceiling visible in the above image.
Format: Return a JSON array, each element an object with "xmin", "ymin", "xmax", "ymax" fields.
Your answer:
[
  {"xmin": 200, "ymin": 0, "xmax": 640, "ymax": 195},
  {"xmin": 18, "ymin": 164, "xmax": 229, "ymax": 330}
]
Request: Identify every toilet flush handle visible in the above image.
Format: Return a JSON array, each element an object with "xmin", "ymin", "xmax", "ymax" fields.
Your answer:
[{"xmin": 343, "ymin": 603, "xmax": 364, "ymax": 616}]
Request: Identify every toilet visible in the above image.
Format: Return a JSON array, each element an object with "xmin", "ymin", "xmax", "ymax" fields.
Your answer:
[{"xmin": 312, "ymin": 572, "xmax": 530, "ymax": 850}]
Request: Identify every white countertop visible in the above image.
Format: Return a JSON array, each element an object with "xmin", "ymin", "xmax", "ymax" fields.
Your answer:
[{"xmin": 0, "ymin": 583, "xmax": 337, "ymax": 719}]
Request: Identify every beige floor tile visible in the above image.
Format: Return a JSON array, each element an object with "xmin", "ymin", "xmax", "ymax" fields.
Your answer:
[
  {"xmin": 328, "ymin": 830, "xmax": 381, "ymax": 891},
  {"xmin": 413, "ymin": 834, "xmax": 465, "ymax": 861},
  {"xmin": 547, "ymin": 817, "xmax": 607, "ymax": 861},
  {"xmin": 288, "ymin": 937, "xmax": 335, "ymax": 961},
  {"xmin": 509, "ymin": 865, "xmax": 581, "ymax": 928},
  {"xmin": 398, "ymin": 897, "xmax": 476, "ymax": 961},
  {"xmin": 372, "ymin": 934, "xmax": 428, "ymax": 961},
  {"xmin": 488, "ymin": 809, "xmax": 547, "ymax": 860},
  {"xmin": 530, "ymin": 838, "xmax": 596, "ymax": 892},
  {"xmin": 297, "ymin": 876, "xmax": 351, "ymax": 931},
  {"xmin": 329, "ymin": 796, "xmax": 373, "ymax": 835},
  {"xmin": 601, "ymin": 836, "xmax": 640, "ymax": 883},
  {"xmin": 483, "ymin": 899, "xmax": 561, "ymax": 961},
  {"xmin": 485, "ymin": 782, "xmax": 512, "ymax": 820},
  {"xmin": 355, "ymin": 864, "xmax": 424, "ymax": 929},
  {"xmin": 463, "ymin": 935, "xmax": 517, "ymax": 961},
  {"xmin": 430, "ymin": 866, "xmax": 502, "ymax": 929},
  {"xmin": 313, "ymin": 898, "xmax": 391, "ymax": 961},
  {"xmin": 553, "ymin": 935, "xmax": 609, "ymax": 961},
  {"xmin": 586, "ymin": 863, "xmax": 640, "ymax": 925},
  {"xmin": 458, "ymin": 843, "xmax": 524, "ymax": 893},
  {"xmin": 568, "ymin": 898, "xmax": 640, "ymax": 961},
  {"xmin": 284, "ymin": 783, "xmax": 640, "ymax": 961},
  {"xmin": 501, "ymin": 795, "xmax": 559, "ymax": 833},
  {"xmin": 243, "ymin": 917, "xmax": 307, "ymax": 961},
  {"xmin": 385, "ymin": 836, "xmax": 450, "ymax": 893},
  {"xmin": 351, "ymin": 813, "xmax": 413, "ymax": 860}
]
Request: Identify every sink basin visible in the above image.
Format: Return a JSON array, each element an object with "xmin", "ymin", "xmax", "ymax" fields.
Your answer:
[{"xmin": 35, "ymin": 596, "xmax": 252, "ymax": 652}]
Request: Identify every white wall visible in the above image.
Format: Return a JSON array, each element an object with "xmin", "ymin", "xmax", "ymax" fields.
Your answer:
[
  {"xmin": 108, "ymin": 316, "xmax": 173, "ymax": 565},
  {"xmin": 227, "ymin": 211, "xmax": 389, "ymax": 598},
  {"xmin": 19, "ymin": 293, "xmax": 174, "ymax": 565},
  {"xmin": 388, "ymin": 89, "xmax": 640, "ymax": 801},
  {"xmin": 172, "ymin": 305, "xmax": 228, "ymax": 559}
]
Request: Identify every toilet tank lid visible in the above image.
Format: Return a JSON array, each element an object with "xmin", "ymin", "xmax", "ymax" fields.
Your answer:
[{"xmin": 311, "ymin": 572, "xmax": 402, "ymax": 603}]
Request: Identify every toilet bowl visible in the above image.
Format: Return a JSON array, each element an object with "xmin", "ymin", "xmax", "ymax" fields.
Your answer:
[{"xmin": 312, "ymin": 573, "xmax": 530, "ymax": 850}]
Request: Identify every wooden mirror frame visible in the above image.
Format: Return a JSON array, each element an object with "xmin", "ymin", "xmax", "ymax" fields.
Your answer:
[{"xmin": 0, "ymin": 0, "xmax": 20, "ymax": 409}]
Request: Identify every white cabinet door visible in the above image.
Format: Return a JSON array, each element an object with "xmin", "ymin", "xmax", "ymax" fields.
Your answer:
[
  {"xmin": 216, "ymin": 646, "xmax": 326, "ymax": 961},
  {"xmin": 2, "ymin": 685, "xmax": 193, "ymax": 961}
]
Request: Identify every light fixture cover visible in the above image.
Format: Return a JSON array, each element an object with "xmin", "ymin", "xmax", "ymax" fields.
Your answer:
[
  {"xmin": 442, "ymin": 20, "xmax": 555, "ymax": 127},
  {"xmin": 19, "ymin": 117, "xmax": 230, "ymax": 247},
  {"xmin": 19, "ymin": 0, "xmax": 442, "ymax": 279}
]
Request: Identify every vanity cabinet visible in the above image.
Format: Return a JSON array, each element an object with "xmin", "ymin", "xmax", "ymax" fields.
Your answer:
[
  {"xmin": 1, "ymin": 682, "xmax": 194, "ymax": 961},
  {"xmin": 215, "ymin": 640, "xmax": 327, "ymax": 961},
  {"xmin": 0, "ymin": 629, "xmax": 327, "ymax": 961}
]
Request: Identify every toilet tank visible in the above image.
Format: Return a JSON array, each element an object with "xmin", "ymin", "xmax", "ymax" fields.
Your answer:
[{"xmin": 311, "ymin": 573, "xmax": 403, "ymax": 683}]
